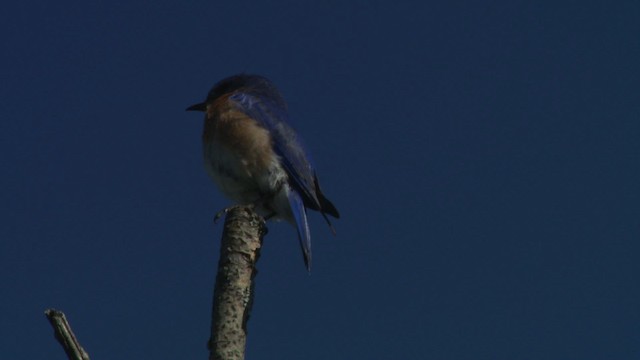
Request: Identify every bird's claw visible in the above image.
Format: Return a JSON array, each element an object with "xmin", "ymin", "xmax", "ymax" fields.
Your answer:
[
  {"xmin": 213, "ymin": 204, "xmax": 264, "ymax": 224},
  {"xmin": 213, "ymin": 207, "xmax": 231, "ymax": 224}
]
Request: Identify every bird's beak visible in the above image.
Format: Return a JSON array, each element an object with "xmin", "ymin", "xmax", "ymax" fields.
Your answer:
[{"xmin": 186, "ymin": 102, "xmax": 206, "ymax": 112}]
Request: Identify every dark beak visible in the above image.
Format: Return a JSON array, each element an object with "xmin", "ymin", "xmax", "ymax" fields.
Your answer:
[{"xmin": 186, "ymin": 102, "xmax": 206, "ymax": 112}]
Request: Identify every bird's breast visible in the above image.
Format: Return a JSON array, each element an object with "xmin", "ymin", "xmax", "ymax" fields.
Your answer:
[{"xmin": 203, "ymin": 106, "xmax": 288, "ymax": 204}]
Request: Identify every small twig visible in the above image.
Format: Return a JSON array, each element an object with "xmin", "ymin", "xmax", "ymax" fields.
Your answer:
[
  {"xmin": 44, "ymin": 309, "xmax": 91, "ymax": 360},
  {"xmin": 208, "ymin": 206, "xmax": 267, "ymax": 360}
]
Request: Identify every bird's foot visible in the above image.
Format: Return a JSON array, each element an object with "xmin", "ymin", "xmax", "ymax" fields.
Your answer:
[
  {"xmin": 213, "ymin": 207, "xmax": 232, "ymax": 224},
  {"xmin": 214, "ymin": 203, "xmax": 266, "ymax": 224}
]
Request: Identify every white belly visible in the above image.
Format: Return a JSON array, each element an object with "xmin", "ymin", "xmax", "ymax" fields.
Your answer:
[{"xmin": 203, "ymin": 141, "xmax": 292, "ymax": 221}]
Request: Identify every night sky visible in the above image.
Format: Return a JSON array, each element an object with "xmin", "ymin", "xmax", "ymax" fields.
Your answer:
[{"xmin": 2, "ymin": 1, "xmax": 639, "ymax": 359}]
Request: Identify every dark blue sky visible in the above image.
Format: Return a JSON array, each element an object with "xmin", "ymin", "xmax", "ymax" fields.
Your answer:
[{"xmin": 2, "ymin": 1, "xmax": 639, "ymax": 359}]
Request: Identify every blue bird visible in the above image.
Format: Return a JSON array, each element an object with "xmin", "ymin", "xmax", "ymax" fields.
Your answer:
[{"xmin": 187, "ymin": 74, "xmax": 339, "ymax": 271}]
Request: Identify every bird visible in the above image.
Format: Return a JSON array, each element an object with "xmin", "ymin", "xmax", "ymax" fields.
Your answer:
[{"xmin": 186, "ymin": 74, "xmax": 339, "ymax": 271}]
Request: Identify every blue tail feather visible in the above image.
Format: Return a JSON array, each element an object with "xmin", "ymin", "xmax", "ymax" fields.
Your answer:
[{"xmin": 287, "ymin": 190, "xmax": 312, "ymax": 272}]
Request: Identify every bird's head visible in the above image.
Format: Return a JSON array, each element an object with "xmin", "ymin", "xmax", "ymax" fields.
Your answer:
[{"xmin": 186, "ymin": 74, "xmax": 285, "ymax": 112}]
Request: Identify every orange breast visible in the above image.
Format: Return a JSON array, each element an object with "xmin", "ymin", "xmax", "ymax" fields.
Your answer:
[{"xmin": 203, "ymin": 96, "xmax": 276, "ymax": 176}]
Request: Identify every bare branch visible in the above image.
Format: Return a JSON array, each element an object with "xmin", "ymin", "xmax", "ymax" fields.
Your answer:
[
  {"xmin": 44, "ymin": 309, "xmax": 91, "ymax": 360},
  {"xmin": 208, "ymin": 206, "xmax": 267, "ymax": 360}
]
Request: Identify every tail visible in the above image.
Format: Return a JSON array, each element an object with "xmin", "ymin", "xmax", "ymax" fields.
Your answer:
[{"xmin": 288, "ymin": 189, "xmax": 312, "ymax": 272}]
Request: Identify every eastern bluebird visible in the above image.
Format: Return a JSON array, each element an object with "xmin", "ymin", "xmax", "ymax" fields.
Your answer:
[{"xmin": 187, "ymin": 74, "xmax": 339, "ymax": 271}]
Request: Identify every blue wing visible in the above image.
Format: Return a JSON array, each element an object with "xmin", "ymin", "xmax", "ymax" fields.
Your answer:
[
  {"xmin": 228, "ymin": 92, "xmax": 323, "ymax": 211},
  {"xmin": 228, "ymin": 91, "xmax": 339, "ymax": 270}
]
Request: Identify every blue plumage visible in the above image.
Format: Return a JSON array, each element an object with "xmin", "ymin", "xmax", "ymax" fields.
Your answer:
[{"xmin": 187, "ymin": 74, "xmax": 339, "ymax": 271}]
